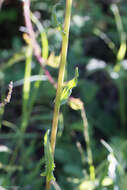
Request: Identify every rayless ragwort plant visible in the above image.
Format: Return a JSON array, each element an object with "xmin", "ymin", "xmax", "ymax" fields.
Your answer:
[{"xmin": 21, "ymin": 0, "xmax": 95, "ymax": 189}]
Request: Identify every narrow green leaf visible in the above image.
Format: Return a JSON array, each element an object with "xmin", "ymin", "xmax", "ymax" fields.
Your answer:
[
  {"xmin": 41, "ymin": 130, "xmax": 55, "ymax": 182},
  {"xmin": 51, "ymin": 1, "xmax": 64, "ymax": 32},
  {"xmin": 60, "ymin": 67, "xmax": 79, "ymax": 105}
]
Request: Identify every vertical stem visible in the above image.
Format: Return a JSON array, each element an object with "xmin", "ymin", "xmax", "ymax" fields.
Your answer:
[
  {"xmin": 46, "ymin": 181, "xmax": 51, "ymax": 190},
  {"xmin": 81, "ymin": 106, "xmax": 95, "ymax": 180},
  {"xmin": 10, "ymin": 45, "xmax": 32, "ymax": 165},
  {"xmin": 51, "ymin": 0, "xmax": 72, "ymax": 155},
  {"xmin": 111, "ymin": 3, "xmax": 126, "ymax": 62},
  {"xmin": 20, "ymin": 46, "xmax": 32, "ymax": 133},
  {"xmin": 47, "ymin": 0, "xmax": 72, "ymax": 189},
  {"xmin": 111, "ymin": 4, "xmax": 126, "ymax": 127},
  {"xmin": 110, "ymin": 4, "xmax": 124, "ymax": 42}
]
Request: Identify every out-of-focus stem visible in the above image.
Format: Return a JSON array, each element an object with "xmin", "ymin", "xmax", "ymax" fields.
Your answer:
[
  {"xmin": 111, "ymin": 4, "xmax": 126, "ymax": 127},
  {"xmin": 81, "ymin": 106, "xmax": 95, "ymax": 180},
  {"xmin": 22, "ymin": 0, "xmax": 56, "ymax": 88}
]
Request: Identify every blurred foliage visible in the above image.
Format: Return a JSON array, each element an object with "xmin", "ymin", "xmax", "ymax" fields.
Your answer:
[{"xmin": 0, "ymin": 0, "xmax": 127, "ymax": 189}]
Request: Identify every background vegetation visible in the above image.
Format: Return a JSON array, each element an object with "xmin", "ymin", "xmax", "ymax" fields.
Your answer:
[{"xmin": 0, "ymin": 0, "xmax": 127, "ymax": 189}]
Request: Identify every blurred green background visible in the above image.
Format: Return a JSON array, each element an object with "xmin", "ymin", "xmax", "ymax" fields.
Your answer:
[{"xmin": 0, "ymin": 0, "xmax": 127, "ymax": 189}]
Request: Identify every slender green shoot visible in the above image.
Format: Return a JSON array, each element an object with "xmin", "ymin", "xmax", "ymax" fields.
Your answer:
[
  {"xmin": 28, "ymin": 12, "xmax": 49, "ymax": 113},
  {"xmin": 81, "ymin": 106, "xmax": 95, "ymax": 180},
  {"xmin": 10, "ymin": 45, "xmax": 32, "ymax": 165},
  {"xmin": 110, "ymin": 3, "xmax": 126, "ymax": 63},
  {"xmin": 21, "ymin": 45, "xmax": 32, "ymax": 133},
  {"xmin": 30, "ymin": 12, "xmax": 49, "ymax": 60},
  {"xmin": 111, "ymin": 3, "xmax": 126, "ymax": 127},
  {"xmin": 93, "ymin": 28, "xmax": 116, "ymax": 54},
  {"xmin": 69, "ymin": 97, "xmax": 95, "ymax": 180},
  {"xmin": 51, "ymin": 0, "xmax": 72, "ymax": 155},
  {"xmin": 48, "ymin": 0, "xmax": 72, "ymax": 189}
]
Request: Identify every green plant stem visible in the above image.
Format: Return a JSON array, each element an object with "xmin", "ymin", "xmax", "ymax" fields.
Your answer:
[
  {"xmin": 111, "ymin": 4, "xmax": 126, "ymax": 127},
  {"xmin": 46, "ymin": 180, "xmax": 51, "ymax": 190},
  {"xmin": 110, "ymin": 4, "xmax": 124, "ymax": 43},
  {"xmin": 51, "ymin": 0, "xmax": 72, "ymax": 155},
  {"xmin": 10, "ymin": 45, "xmax": 32, "ymax": 165},
  {"xmin": 81, "ymin": 106, "xmax": 95, "ymax": 180},
  {"xmin": 93, "ymin": 28, "xmax": 116, "ymax": 54},
  {"xmin": 21, "ymin": 45, "xmax": 32, "ymax": 132},
  {"xmin": 111, "ymin": 3, "xmax": 126, "ymax": 62},
  {"xmin": 48, "ymin": 0, "xmax": 72, "ymax": 189}
]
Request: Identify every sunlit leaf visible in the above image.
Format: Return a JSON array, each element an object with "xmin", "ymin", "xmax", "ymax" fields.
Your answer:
[
  {"xmin": 46, "ymin": 52, "xmax": 61, "ymax": 68},
  {"xmin": 69, "ymin": 97, "xmax": 83, "ymax": 110},
  {"xmin": 117, "ymin": 42, "xmax": 126, "ymax": 62},
  {"xmin": 60, "ymin": 67, "xmax": 79, "ymax": 105}
]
